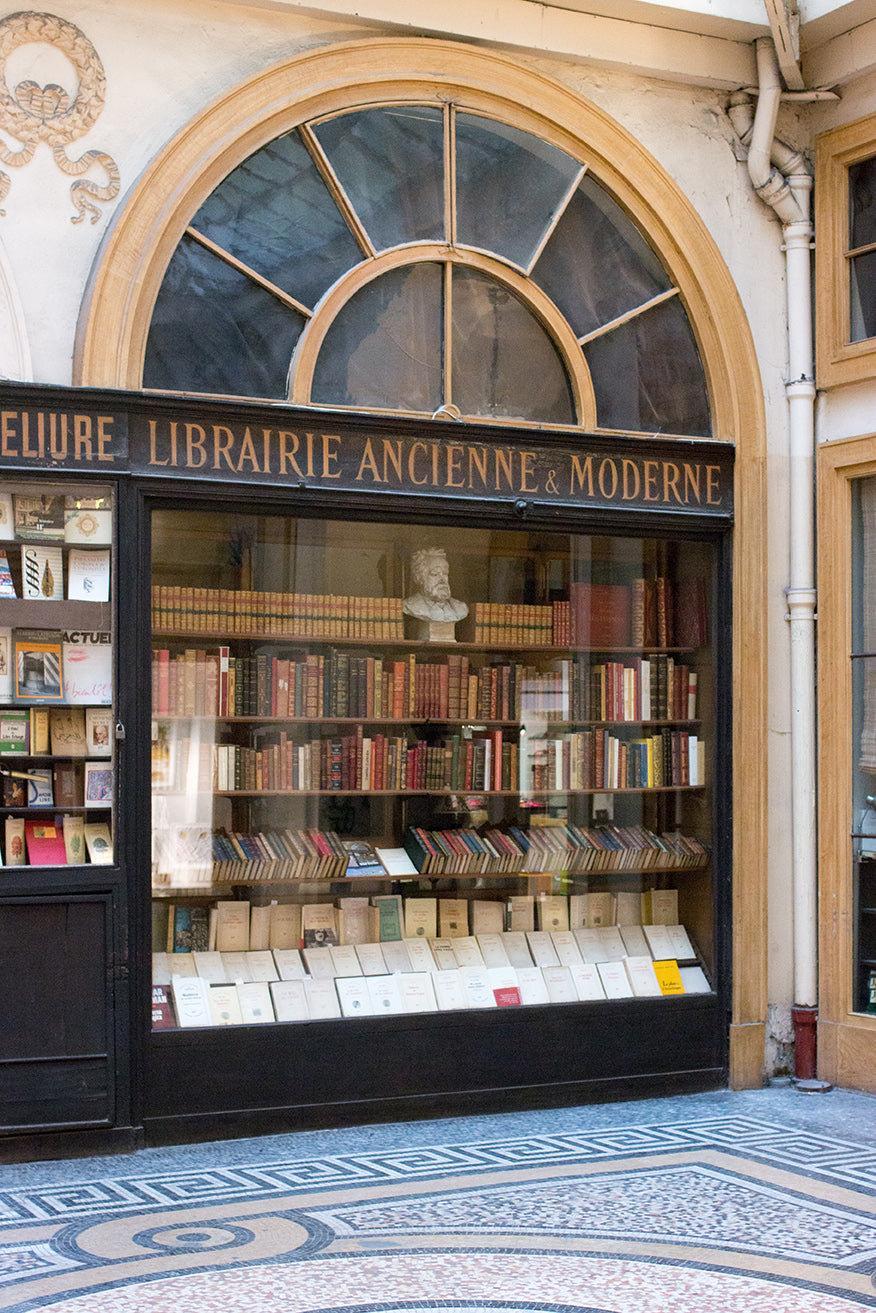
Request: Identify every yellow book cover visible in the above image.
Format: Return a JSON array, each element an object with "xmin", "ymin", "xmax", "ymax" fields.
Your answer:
[{"xmin": 652, "ymin": 958, "xmax": 685, "ymax": 995}]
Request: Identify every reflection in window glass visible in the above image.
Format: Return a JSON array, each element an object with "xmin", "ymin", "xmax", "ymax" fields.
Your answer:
[
  {"xmin": 144, "ymin": 236, "xmax": 305, "ymax": 398},
  {"xmin": 851, "ymin": 249, "xmax": 876, "ymax": 343},
  {"xmin": 455, "ymin": 114, "xmax": 582, "ymax": 269},
  {"xmin": 850, "ymin": 156, "xmax": 876, "ymax": 251},
  {"xmin": 191, "ymin": 131, "xmax": 363, "ymax": 311},
  {"xmin": 451, "ymin": 267, "xmax": 574, "ymax": 423},
  {"xmin": 311, "ymin": 263, "xmax": 443, "ymax": 412},
  {"xmin": 583, "ymin": 296, "xmax": 710, "ymax": 435},
  {"xmin": 533, "ymin": 176, "xmax": 671, "ymax": 339},
  {"xmin": 312, "ymin": 107, "xmax": 445, "ymax": 251}
]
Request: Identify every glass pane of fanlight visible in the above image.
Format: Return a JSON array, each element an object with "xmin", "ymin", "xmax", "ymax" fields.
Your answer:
[
  {"xmin": 451, "ymin": 266, "xmax": 575, "ymax": 423},
  {"xmin": 532, "ymin": 175, "xmax": 671, "ymax": 339},
  {"xmin": 454, "ymin": 113, "xmax": 581, "ymax": 269},
  {"xmin": 311, "ymin": 262, "xmax": 443, "ymax": 412},
  {"xmin": 312, "ymin": 106, "xmax": 446, "ymax": 250},
  {"xmin": 582, "ymin": 295, "xmax": 711, "ymax": 435},
  {"xmin": 144, "ymin": 235, "xmax": 305, "ymax": 399},
  {"xmin": 191, "ymin": 131, "xmax": 362, "ymax": 310}
]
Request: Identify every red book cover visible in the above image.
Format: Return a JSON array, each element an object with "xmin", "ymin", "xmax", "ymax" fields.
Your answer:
[
  {"xmin": 151, "ymin": 985, "xmax": 175, "ymax": 1029},
  {"xmin": 494, "ymin": 985, "xmax": 522, "ymax": 1007},
  {"xmin": 570, "ymin": 582, "xmax": 630, "ymax": 647},
  {"xmin": 24, "ymin": 819, "xmax": 67, "ymax": 865}
]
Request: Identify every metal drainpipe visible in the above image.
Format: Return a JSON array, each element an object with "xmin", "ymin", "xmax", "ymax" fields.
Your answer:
[{"xmin": 728, "ymin": 36, "xmax": 818, "ymax": 1079}]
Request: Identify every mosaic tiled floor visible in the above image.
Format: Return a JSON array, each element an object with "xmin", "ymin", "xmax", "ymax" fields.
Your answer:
[{"xmin": 1, "ymin": 1089, "xmax": 876, "ymax": 1312}]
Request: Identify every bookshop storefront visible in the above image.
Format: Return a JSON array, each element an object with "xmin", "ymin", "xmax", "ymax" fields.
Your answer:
[{"xmin": 0, "ymin": 41, "xmax": 768, "ymax": 1149}]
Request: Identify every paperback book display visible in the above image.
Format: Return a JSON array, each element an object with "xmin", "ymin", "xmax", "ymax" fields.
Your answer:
[
  {"xmin": 0, "ymin": 482, "xmax": 115, "ymax": 868},
  {"xmin": 150, "ymin": 508, "xmax": 719, "ymax": 1046},
  {"xmin": 152, "ymin": 886, "xmax": 710, "ymax": 1028}
]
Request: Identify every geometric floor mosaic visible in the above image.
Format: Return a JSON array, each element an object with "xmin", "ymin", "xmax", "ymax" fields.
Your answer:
[{"xmin": 1, "ymin": 1092, "xmax": 876, "ymax": 1312}]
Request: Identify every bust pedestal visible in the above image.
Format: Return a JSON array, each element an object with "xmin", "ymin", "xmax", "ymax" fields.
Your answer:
[{"xmin": 406, "ymin": 617, "xmax": 457, "ymax": 643}]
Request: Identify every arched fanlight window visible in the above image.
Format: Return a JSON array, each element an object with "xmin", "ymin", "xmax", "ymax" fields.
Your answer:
[{"xmin": 144, "ymin": 105, "xmax": 711, "ymax": 436}]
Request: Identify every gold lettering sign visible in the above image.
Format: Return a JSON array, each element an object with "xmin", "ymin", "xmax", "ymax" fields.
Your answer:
[
  {"xmin": 141, "ymin": 415, "xmax": 730, "ymax": 512},
  {"xmin": 0, "ymin": 398, "xmax": 731, "ymax": 516}
]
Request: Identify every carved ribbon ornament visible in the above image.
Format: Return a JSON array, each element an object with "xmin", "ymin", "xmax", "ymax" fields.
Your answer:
[{"xmin": 0, "ymin": 11, "xmax": 119, "ymax": 222}]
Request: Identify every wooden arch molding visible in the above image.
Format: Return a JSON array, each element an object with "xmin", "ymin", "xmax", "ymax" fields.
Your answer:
[{"xmin": 75, "ymin": 38, "xmax": 768, "ymax": 1088}]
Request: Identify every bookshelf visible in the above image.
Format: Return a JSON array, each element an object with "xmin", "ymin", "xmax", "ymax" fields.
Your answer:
[
  {"xmin": 0, "ymin": 482, "xmax": 115, "ymax": 868},
  {"xmin": 150, "ymin": 507, "xmax": 717, "ymax": 1030}
]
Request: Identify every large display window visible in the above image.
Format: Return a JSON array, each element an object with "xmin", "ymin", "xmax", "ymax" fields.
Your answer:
[{"xmin": 150, "ymin": 506, "xmax": 718, "ymax": 1030}]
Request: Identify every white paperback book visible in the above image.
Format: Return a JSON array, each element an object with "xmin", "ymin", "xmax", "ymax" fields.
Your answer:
[
  {"xmin": 451, "ymin": 936, "xmax": 485, "ymax": 967},
  {"xmin": 398, "ymin": 972, "xmax": 438, "ymax": 1013},
  {"xmin": 525, "ymin": 931, "xmax": 560, "ymax": 967},
  {"xmin": 679, "ymin": 965, "xmax": 711, "ymax": 994},
  {"xmin": 432, "ymin": 969, "xmax": 469, "ymax": 1011},
  {"xmin": 542, "ymin": 965, "xmax": 578, "ymax": 1003},
  {"xmin": 335, "ymin": 976, "xmax": 374, "ymax": 1017},
  {"xmin": 62, "ymin": 631, "xmax": 112, "ymax": 704},
  {"xmin": 374, "ymin": 846, "xmax": 418, "ymax": 876},
  {"xmin": 245, "ymin": 950, "xmax": 279, "ymax": 982},
  {"xmin": 152, "ymin": 952, "xmax": 171, "ymax": 986},
  {"xmin": 516, "ymin": 966, "xmax": 550, "ymax": 1005},
  {"xmin": 236, "ymin": 981, "xmax": 276, "ymax": 1023},
  {"xmin": 65, "ymin": 499, "xmax": 112, "ymax": 544},
  {"xmin": 666, "ymin": 924, "xmax": 696, "ymax": 960},
  {"xmin": 302, "ymin": 946, "xmax": 337, "ymax": 979},
  {"xmin": 165, "ymin": 952, "xmax": 196, "ymax": 977},
  {"xmin": 403, "ymin": 938, "xmax": 437, "ymax": 973},
  {"xmin": 487, "ymin": 966, "xmax": 521, "ymax": 1006},
  {"xmin": 569, "ymin": 962, "xmax": 607, "ymax": 1001},
  {"xmin": 572, "ymin": 928, "xmax": 609, "ymax": 963},
  {"xmin": 171, "ymin": 975, "xmax": 212, "ymax": 1027},
  {"xmin": 596, "ymin": 960, "xmax": 635, "ymax": 999},
  {"xmin": 457, "ymin": 965, "xmax": 496, "ymax": 1008},
  {"xmin": 67, "ymin": 548, "xmax": 110, "ymax": 601},
  {"xmin": 303, "ymin": 978, "xmax": 341, "ymax": 1019},
  {"xmin": 502, "ymin": 931, "xmax": 534, "ymax": 969},
  {"xmin": 329, "ymin": 944, "xmax": 363, "ymax": 977},
  {"xmin": 270, "ymin": 978, "xmax": 310, "ymax": 1022},
  {"xmin": 550, "ymin": 930, "xmax": 583, "ymax": 966},
  {"xmin": 595, "ymin": 926, "xmax": 627, "ymax": 960},
  {"xmin": 220, "ymin": 952, "xmax": 252, "ymax": 983},
  {"xmin": 22, "ymin": 544, "xmax": 63, "ymax": 599},
  {"xmin": 642, "ymin": 924, "xmax": 677, "ymax": 959},
  {"xmin": 193, "ymin": 951, "xmax": 227, "ymax": 983},
  {"xmin": 356, "ymin": 942, "xmax": 391, "ymax": 975},
  {"xmin": 428, "ymin": 938, "xmax": 459, "ymax": 970},
  {"xmin": 624, "ymin": 955, "xmax": 663, "ymax": 997},
  {"xmin": 619, "ymin": 925, "xmax": 651, "ymax": 958},
  {"xmin": 476, "ymin": 933, "xmax": 510, "ymax": 968},
  {"xmin": 366, "ymin": 974, "xmax": 405, "ymax": 1015},
  {"xmin": 272, "ymin": 948, "xmax": 306, "ymax": 980},
  {"xmin": 208, "ymin": 983, "xmax": 244, "ymax": 1026},
  {"xmin": 380, "ymin": 945, "xmax": 415, "ymax": 976}
]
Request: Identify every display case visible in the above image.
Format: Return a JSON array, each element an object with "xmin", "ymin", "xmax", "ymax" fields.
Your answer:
[
  {"xmin": 0, "ymin": 480, "xmax": 115, "ymax": 871},
  {"xmin": 150, "ymin": 507, "xmax": 719, "ymax": 1033}
]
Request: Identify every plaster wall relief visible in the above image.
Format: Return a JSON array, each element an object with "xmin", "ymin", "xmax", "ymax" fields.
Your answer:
[{"xmin": 0, "ymin": 10, "xmax": 119, "ymax": 223}]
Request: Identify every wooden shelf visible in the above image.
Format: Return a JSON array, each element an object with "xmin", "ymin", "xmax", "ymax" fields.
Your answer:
[
  {"xmin": 153, "ymin": 785, "xmax": 705, "ymax": 798},
  {"xmin": 152, "ymin": 628, "xmax": 695, "ymax": 656},
  {"xmin": 151, "ymin": 714, "xmax": 700, "ymax": 729},
  {"xmin": 1, "ymin": 599, "xmax": 111, "ymax": 628},
  {"xmin": 0, "ymin": 805, "xmax": 110, "ymax": 813}
]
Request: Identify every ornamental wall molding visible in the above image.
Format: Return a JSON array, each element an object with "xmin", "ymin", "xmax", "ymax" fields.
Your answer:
[{"xmin": 0, "ymin": 10, "xmax": 119, "ymax": 223}]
